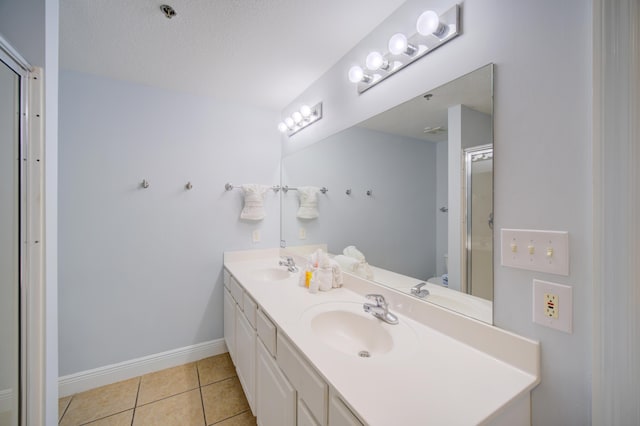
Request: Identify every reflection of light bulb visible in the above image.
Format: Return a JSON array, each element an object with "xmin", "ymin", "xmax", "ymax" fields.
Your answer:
[
  {"xmin": 388, "ymin": 33, "xmax": 417, "ymax": 56},
  {"xmin": 416, "ymin": 10, "xmax": 448, "ymax": 37},
  {"xmin": 300, "ymin": 105, "xmax": 311, "ymax": 118},
  {"xmin": 348, "ymin": 65, "xmax": 365, "ymax": 83},
  {"xmin": 292, "ymin": 111, "xmax": 303, "ymax": 124},
  {"xmin": 278, "ymin": 122, "xmax": 288, "ymax": 133},
  {"xmin": 365, "ymin": 51, "xmax": 389, "ymax": 71},
  {"xmin": 284, "ymin": 117, "xmax": 294, "ymax": 129}
]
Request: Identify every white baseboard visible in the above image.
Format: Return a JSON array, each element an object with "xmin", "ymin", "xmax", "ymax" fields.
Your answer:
[
  {"xmin": 58, "ymin": 338, "xmax": 227, "ymax": 397},
  {"xmin": 0, "ymin": 388, "xmax": 14, "ymax": 412}
]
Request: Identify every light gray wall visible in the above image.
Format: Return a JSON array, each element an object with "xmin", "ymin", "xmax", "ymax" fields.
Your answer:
[
  {"xmin": 282, "ymin": 1, "xmax": 592, "ymax": 425},
  {"xmin": 58, "ymin": 70, "xmax": 281, "ymax": 375},
  {"xmin": 0, "ymin": 0, "xmax": 59, "ymax": 423},
  {"xmin": 282, "ymin": 126, "xmax": 438, "ymax": 279}
]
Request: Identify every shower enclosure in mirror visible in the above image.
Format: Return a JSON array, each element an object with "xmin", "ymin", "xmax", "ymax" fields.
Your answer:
[{"xmin": 281, "ymin": 64, "xmax": 493, "ymax": 323}]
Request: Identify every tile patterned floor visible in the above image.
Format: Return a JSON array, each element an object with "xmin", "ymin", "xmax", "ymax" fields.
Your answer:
[{"xmin": 58, "ymin": 353, "xmax": 256, "ymax": 426}]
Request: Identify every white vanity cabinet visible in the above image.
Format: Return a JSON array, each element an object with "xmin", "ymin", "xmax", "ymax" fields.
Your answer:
[
  {"xmin": 256, "ymin": 339, "xmax": 296, "ymax": 426},
  {"xmin": 223, "ymin": 271, "xmax": 257, "ymax": 414}
]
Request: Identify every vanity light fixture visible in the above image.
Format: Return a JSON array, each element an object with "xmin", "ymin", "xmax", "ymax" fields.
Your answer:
[
  {"xmin": 278, "ymin": 102, "xmax": 323, "ymax": 137},
  {"xmin": 348, "ymin": 4, "xmax": 460, "ymax": 94}
]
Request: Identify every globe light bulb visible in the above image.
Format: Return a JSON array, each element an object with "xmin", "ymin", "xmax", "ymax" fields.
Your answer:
[
  {"xmin": 417, "ymin": 10, "xmax": 447, "ymax": 37},
  {"xmin": 388, "ymin": 33, "xmax": 409, "ymax": 55},
  {"xmin": 292, "ymin": 111, "xmax": 303, "ymax": 124},
  {"xmin": 366, "ymin": 51, "xmax": 388, "ymax": 71},
  {"xmin": 300, "ymin": 105, "xmax": 312, "ymax": 118},
  {"xmin": 348, "ymin": 65, "xmax": 365, "ymax": 83},
  {"xmin": 278, "ymin": 122, "xmax": 288, "ymax": 133},
  {"xmin": 284, "ymin": 117, "xmax": 294, "ymax": 129}
]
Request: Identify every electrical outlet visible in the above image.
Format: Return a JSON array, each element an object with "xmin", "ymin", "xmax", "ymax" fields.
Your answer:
[
  {"xmin": 299, "ymin": 228, "xmax": 306, "ymax": 240},
  {"xmin": 252, "ymin": 230, "xmax": 261, "ymax": 243},
  {"xmin": 533, "ymin": 279, "xmax": 572, "ymax": 333},
  {"xmin": 544, "ymin": 293, "xmax": 559, "ymax": 319}
]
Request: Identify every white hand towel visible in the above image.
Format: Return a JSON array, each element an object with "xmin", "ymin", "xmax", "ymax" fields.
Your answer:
[
  {"xmin": 343, "ymin": 245, "xmax": 366, "ymax": 262},
  {"xmin": 334, "ymin": 254, "xmax": 359, "ymax": 272},
  {"xmin": 330, "ymin": 259, "xmax": 343, "ymax": 288},
  {"xmin": 317, "ymin": 267, "xmax": 333, "ymax": 291},
  {"xmin": 296, "ymin": 186, "xmax": 320, "ymax": 219},
  {"xmin": 240, "ymin": 184, "xmax": 268, "ymax": 221}
]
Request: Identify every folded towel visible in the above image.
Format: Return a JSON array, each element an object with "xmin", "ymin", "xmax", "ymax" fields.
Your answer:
[
  {"xmin": 330, "ymin": 259, "xmax": 343, "ymax": 288},
  {"xmin": 334, "ymin": 254, "xmax": 374, "ymax": 280},
  {"xmin": 297, "ymin": 186, "xmax": 320, "ymax": 219},
  {"xmin": 343, "ymin": 245, "xmax": 366, "ymax": 262},
  {"xmin": 240, "ymin": 184, "xmax": 268, "ymax": 220}
]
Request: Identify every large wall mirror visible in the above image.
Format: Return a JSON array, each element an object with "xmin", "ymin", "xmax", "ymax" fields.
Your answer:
[{"xmin": 281, "ymin": 64, "xmax": 494, "ymax": 323}]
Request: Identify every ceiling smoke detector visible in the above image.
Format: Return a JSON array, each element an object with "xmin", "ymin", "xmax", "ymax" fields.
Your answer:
[{"xmin": 160, "ymin": 5, "xmax": 177, "ymax": 19}]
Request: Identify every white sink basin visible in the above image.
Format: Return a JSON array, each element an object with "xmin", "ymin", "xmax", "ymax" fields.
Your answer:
[
  {"xmin": 251, "ymin": 267, "xmax": 291, "ymax": 281},
  {"xmin": 301, "ymin": 301, "xmax": 418, "ymax": 359}
]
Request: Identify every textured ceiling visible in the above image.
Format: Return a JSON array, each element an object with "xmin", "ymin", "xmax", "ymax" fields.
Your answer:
[{"xmin": 60, "ymin": 0, "xmax": 406, "ymax": 110}]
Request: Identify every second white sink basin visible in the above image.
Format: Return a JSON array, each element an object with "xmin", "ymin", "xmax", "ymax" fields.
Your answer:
[
  {"xmin": 300, "ymin": 301, "xmax": 418, "ymax": 359},
  {"xmin": 251, "ymin": 267, "xmax": 291, "ymax": 281}
]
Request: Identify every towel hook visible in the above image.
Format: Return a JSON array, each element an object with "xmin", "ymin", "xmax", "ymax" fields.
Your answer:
[
  {"xmin": 320, "ymin": 187, "xmax": 328, "ymax": 194},
  {"xmin": 366, "ymin": 189, "xmax": 373, "ymax": 196},
  {"xmin": 185, "ymin": 182, "xmax": 193, "ymax": 190},
  {"xmin": 141, "ymin": 179, "xmax": 150, "ymax": 189},
  {"xmin": 345, "ymin": 188, "xmax": 352, "ymax": 195},
  {"xmin": 225, "ymin": 183, "xmax": 234, "ymax": 191}
]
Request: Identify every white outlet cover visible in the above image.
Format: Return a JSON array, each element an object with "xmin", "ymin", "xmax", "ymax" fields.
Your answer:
[
  {"xmin": 533, "ymin": 279, "xmax": 572, "ymax": 333},
  {"xmin": 252, "ymin": 230, "xmax": 261, "ymax": 243}
]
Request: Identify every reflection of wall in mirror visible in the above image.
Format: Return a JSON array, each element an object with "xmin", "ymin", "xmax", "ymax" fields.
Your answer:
[{"xmin": 282, "ymin": 126, "xmax": 443, "ymax": 281}]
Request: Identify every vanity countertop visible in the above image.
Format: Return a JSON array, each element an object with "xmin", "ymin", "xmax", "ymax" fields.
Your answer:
[{"xmin": 224, "ymin": 249, "xmax": 540, "ymax": 426}]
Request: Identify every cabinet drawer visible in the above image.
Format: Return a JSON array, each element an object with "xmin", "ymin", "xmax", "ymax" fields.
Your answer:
[
  {"xmin": 243, "ymin": 293, "xmax": 257, "ymax": 329},
  {"xmin": 277, "ymin": 334, "xmax": 327, "ymax": 425},
  {"xmin": 229, "ymin": 276, "xmax": 244, "ymax": 309},
  {"xmin": 257, "ymin": 309, "xmax": 277, "ymax": 357}
]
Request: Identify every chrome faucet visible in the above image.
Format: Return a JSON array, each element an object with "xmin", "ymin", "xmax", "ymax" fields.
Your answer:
[
  {"xmin": 411, "ymin": 282, "xmax": 430, "ymax": 298},
  {"xmin": 363, "ymin": 294, "xmax": 399, "ymax": 325},
  {"xmin": 279, "ymin": 256, "xmax": 299, "ymax": 272}
]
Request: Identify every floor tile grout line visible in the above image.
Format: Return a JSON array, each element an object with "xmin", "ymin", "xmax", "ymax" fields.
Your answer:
[
  {"xmin": 131, "ymin": 376, "xmax": 141, "ymax": 426},
  {"xmin": 59, "ymin": 395, "xmax": 73, "ymax": 423},
  {"xmin": 210, "ymin": 409, "xmax": 252, "ymax": 425},
  {"xmin": 77, "ymin": 408, "xmax": 135, "ymax": 426},
  {"xmin": 196, "ymin": 360, "xmax": 208, "ymax": 426}
]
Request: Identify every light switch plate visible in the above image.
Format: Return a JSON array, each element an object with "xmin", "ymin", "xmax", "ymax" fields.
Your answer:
[
  {"xmin": 533, "ymin": 279, "xmax": 572, "ymax": 333},
  {"xmin": 252, "ymin": 230, "xmax": 261, "ymax": 243},
  {"xmin": 501, "ymin": 229, "xmax": 569, "ymax": 275}
]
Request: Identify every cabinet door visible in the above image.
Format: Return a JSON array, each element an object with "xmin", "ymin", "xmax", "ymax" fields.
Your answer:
[
  {"xmin": 256, "ymin": 340, "xmax": 296, "ymax": 426},
  {"xmin": 298, "ymin": 398, "xmax": 321, "ymax": 426},
  {"xmin": 329, "ymin": 393, "xmax": 363, "ymax": 426},
  {"xmin": 236, "ymin": 304, "xmax": 256, "ymax": 414},
  {"xmin": 223, "ymin": 288, "xmax": 236, "ymax": 361}
]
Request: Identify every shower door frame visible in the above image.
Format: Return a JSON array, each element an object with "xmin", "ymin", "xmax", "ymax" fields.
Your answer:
[{"xmin": 0, "ymin": 35, "xmax": 45, "ymax": 426}]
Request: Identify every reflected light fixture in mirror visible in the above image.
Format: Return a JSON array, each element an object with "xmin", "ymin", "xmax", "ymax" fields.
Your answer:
[
  {"xmin": 348, "ymin": 4, "xmax": 461, "ymax": 94},
  {"xmin": 278, "ymin": 102, "xmax": 323, "ymax": 136}
]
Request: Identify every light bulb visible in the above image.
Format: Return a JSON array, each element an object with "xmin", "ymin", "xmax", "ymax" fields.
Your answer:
[
  {"xmin": 348, "ymin": 65, "xmax": 365, "ymax": 83},
  {"xmin": 416, "ymin": 10, "xmax": 447, "ymax": 37},
  {"xmin": 388, "ymin": 33, "xmax": 417, "ymax": 56},
  {"xmin": 300, "ymin": 105, "xmax": 311, "ymax": 118},
  {"xmin": 292, "ymin": 111, "xmax": 303, "ymax": 124},
  {"xmin": 388, "ymin": 33, "xmax": 408, "ymax": 55},
  {"xmin": 366, "ymin": 51, "xmax": 388, "ymax": 71},
  {"xmin": 277, "ymin": 122, "xmax": 288, "ymax": 133},
  {"xmin": 284, "ymin": 117, "xmax": 294, "ymax": 129}
]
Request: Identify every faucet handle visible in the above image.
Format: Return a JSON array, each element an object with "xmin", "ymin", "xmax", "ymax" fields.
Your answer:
[{"xmin": 365, "ymin": 294, "xmax": 387, "ymax": 308}]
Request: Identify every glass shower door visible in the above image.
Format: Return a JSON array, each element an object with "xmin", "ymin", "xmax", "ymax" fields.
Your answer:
[{"xmin": 0, "ymin": 57, "xmax": 21, "ymax": 426}]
